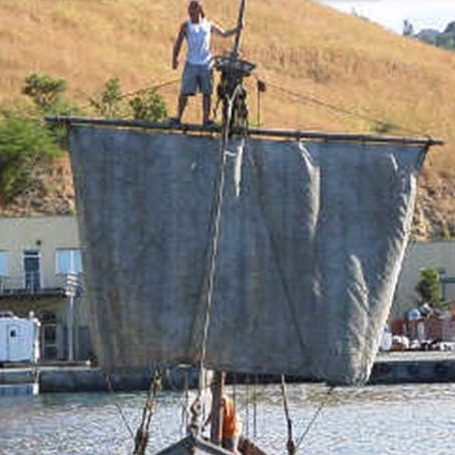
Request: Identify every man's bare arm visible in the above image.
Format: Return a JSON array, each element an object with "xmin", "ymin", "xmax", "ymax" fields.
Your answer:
[
  {"xmin": 172, "ymin": 23, "xmax": 187, "ymax": 69},
  {"xmin": 211, "ymin": 23, "xmax": 241, "ymax": 38}
]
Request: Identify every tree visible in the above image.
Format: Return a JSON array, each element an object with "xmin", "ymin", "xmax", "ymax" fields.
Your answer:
[
  {"xmin": 23, "ymin": 73, "xmax": 67, "ymax": 111},
  {"xmin": 0, "ymin": 110, "xmax": 61, "ymax": 202},
  {"xmin": 129, "ymin": 89, "xmax": 168, "ymax": 122},
  {"xmin": 22, "ymin": 73, "xmax": 84, "ymax": 148},
  {"xmin": 415, "ymin": 268, "xmax": 441, "ymax": 308}
]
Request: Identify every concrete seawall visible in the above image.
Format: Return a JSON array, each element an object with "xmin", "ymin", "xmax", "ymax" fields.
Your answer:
[
  {"xmin": 0, "ymin": 364, "xmax": 199, "ymax": 393},
  {"xmin": 369, "ymin": 351, "xmax": 455, "ymax": 385},
  {"xmin": 1, "ymin": 352, "xmax": 455, "ymax": 393}
]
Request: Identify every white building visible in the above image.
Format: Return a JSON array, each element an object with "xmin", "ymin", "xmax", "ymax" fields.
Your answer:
[{"xmin": 0, "ymin": 216, "xmax": 90, "ymax": 361}]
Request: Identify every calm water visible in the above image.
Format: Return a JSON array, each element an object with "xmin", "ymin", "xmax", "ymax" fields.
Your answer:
[{"xmin": 1, "ymin": 383, "xmax": 455, "ymax": 454}]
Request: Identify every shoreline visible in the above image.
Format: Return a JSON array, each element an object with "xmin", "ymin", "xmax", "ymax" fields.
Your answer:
[{"xmin": 1, "ymin": 351, "xmax": 455, "ymax": 394}]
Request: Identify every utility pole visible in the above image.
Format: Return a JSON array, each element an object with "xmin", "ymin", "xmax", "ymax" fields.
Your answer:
[{"xmin": 65, "ymin": 273, "xmax": 78, "ymax": 361}]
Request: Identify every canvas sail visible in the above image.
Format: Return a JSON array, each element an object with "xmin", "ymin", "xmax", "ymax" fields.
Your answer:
[{"xmin": 69, "ymin": 125, "xmax": 426, "ymax": 385}]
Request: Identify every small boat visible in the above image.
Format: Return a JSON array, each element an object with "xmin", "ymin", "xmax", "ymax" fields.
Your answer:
[
  {"xmin": 48, "ymin": 1, "xmax": 442, "ymax": 453},
  {"xmin": 155, "ymin": 435, "xmax": 233, "ymax": 455},
  {"xmin": 155, "ymin": 434, "xmax": 267, "ymax": 455}
]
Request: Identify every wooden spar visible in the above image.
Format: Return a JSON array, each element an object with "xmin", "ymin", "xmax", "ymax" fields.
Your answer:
[
  {"xmin": 210, "ymin": 371, "xmax": 225, "ymax": 446},
  {"xmin": 45, "ymin": 116, "xmax": 444, "ymax": 147},
  {"xmin": 232, "ymin": 0, "xmax": 247, "ymax": 58}
]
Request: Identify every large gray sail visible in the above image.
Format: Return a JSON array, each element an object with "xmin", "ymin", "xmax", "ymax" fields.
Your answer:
[{"xmin": 69, "ymin": 126, "xmax": 426, "ymax": 385}]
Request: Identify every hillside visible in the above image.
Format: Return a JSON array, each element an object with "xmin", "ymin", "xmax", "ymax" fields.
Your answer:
[{"xmin": 0, "ymin": 0, "xmax": 453, "ymax": 239}]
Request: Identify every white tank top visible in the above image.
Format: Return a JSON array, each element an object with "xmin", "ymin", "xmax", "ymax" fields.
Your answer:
[{"xmin": 186, "ymin": 19, "xmax": 212, "ymax": 65}]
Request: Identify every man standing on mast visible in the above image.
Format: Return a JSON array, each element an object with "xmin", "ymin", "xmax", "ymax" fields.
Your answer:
[{"xmin": 171, "ymin": 0, "xmax": 241, "ymax": 126}]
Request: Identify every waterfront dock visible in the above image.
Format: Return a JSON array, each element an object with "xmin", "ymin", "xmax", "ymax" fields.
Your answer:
[
  {"xmin": 1, "ymin": 352, "xmax": 455, "ymax": 393},
  {"xmin": 370, "ymin": 351, "xmax": 455, "ymax": 384}
]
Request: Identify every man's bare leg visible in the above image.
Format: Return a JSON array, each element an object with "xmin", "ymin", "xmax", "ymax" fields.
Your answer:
[
  {"xmin": 176, "ymin": 94, "xmax": 188, "ymax": 121},
  {"xmin": 203, "ymin": 94, "xmax": 211, "ymax": 124}
]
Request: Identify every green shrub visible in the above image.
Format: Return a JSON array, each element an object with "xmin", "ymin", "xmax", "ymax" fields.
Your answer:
[
  {"xmin": 23, "ymin": 72, "xmax": 85, "ymax": 148},
  {"xmin": 415, "ymin": 268, "xmax": 442, "ymax": 308},
  {"xmin": 89, "ymin": 77, "xmax": 126, "ymax": 118},
  {"xmin": 23, "ymin": 73, "xmax": 67, "ymax": 111},
  {"xmin": 0, "ymin": 110, "xmax": 61, "ymax": 202},
  {"xmin": 90, "ymin": 78, "xmax": 169, "ymax": 120},
  {"xmin": 129, "ymin": 89, "xmax": 168, "ymax": 122}
]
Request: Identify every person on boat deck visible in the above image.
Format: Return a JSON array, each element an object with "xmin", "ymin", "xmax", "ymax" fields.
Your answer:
[
  {"xmin": 171, "ymin": 0, "xmax": 241, "ymax": 126},
  {"xmin": 203, "ymin": 394, "xmax": 242, "ymax": 453}
]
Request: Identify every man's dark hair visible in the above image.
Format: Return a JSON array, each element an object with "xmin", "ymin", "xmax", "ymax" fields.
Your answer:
[{"xmin": 188, "ymin": 1, "xmax": 205, "ymax": 18}]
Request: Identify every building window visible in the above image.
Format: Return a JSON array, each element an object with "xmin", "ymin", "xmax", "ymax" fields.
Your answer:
[
  {"xmin": 24, "ymin": 250, "xmax": 41, "ymax": 291},
  {"xmin": 56, "ymin": 249, "xmax": 82, "ymax": 274},
  {"xmin": 0, "ymin": 251, "xmax": 8, "ymax": 276}
]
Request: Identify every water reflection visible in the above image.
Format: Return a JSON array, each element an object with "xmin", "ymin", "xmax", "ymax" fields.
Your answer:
[{"xmin": 0, "ymin": 384, "xmax": 454, "ymax": 454}]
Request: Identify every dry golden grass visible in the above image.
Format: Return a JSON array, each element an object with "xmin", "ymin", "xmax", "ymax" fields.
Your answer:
[{"xmin": 0, "ymin": 0, "xmax": 454, "ymax": 177}]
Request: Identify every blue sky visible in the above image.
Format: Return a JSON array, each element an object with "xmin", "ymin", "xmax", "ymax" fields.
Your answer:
[{"xmin": 318, "ymin": 0, "xmax": 455, "ymax": 33}]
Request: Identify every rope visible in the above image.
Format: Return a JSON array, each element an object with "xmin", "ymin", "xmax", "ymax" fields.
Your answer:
[
  {"xmin": 245, "ymin": 375, "xmax": 250, "ymax": 439},
  {"xmin": 118, "ymin": 79, "xmax": 180, "ymax": 101},
  {"xmin": 181, "ymin": 371, "xmax": 190, "ymax": 437},
  {"xmin": 232, "ymin": 373, "xmax": 237, "ymax": 415},
  {"xmin": 133, "ymin": 369, "xmax": 162, "ymax": 455},
  {"xmin": 197, "ymin": 122, "xmax": 229, "ymax": 372},
  {"xmin": 188, "ymin": 86, "xmax": 241, "ymax": 434},
  {"xmin": 77, "ymin": 78, "xmax": 180, "ymax": 114},
  {"xmin": 198, "ymin": 83, "xmax": 246, "ymax": 367},
  {"xmin": 294, "ymin": 386, "xmax": 335, "ymax": 453},
  {"xmin": 105, "ymin": 375, "xmax": 135, "ymax": 440},
  {"xmin": 253, "ymin": 74, "xmax": 430, "ymax": 138},
  {"xmin": 280, "ymin": 376, "xmax": 296, "ymax": 455},
  {"xmin": 244, "ymin": 139, "xmax": 309, "ymax": 363},
  {"xmin": 253, "ymin": 375, "xmax": 258, "ymax": 439}
]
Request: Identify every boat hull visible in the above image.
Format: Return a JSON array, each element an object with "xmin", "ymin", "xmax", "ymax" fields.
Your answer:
[{"xmin": 155, "ymin": 435, "xmax": 268, "ymax": 455}]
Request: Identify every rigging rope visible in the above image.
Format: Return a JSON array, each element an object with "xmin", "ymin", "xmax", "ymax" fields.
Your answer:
[
  {"xmin": 74, "ymin": 71, "xmax": 430, "ymax": 141},
  {"xmin": 133, "ymin": 369, "xmax": 162, "ymax": 455},
  {"xmin": 118, "ymin": 79, "xmax": 181, "ymax": 101},
  {"xmin": 252, "ymin": 74, "xmax": 431, "ymax": 138},
  {"xmin": 77, "ymin": 78, "xmax": 180, "ymax": 114},
  {"xmin": 245, "ymin": 375, "xmax": 250, "ymax": 439},
  {"xmin": 105, "ymin": 374, "xmax": 135, "ymax": 440},
  {"xmin": 244, "ymin": 138, "xmax": 309, "ymax": 364},
  {"xmin": 188, "ymin": 85, "xmax": 243, "ymax": 434},
  {"xmin": 181, "ymin": 370, "xmax": 190, "ymax": 437},
  {"xmin": 253, "ymin": 375, "xmax": 258, "ymax": 440},
  {"xmin": 279, "ymin": 377, "xmax": 336, "ymax": 454},
  {"xmin": 244, "ymin": 135, "xmax": 337, "ymax": 452},
  {"xmin": 294, "ymin": 386, "xmax": 335, "ymax": 453},
  {"xmin": 280, "ymin": 376, "xmax": 296, "ymax": 455}
]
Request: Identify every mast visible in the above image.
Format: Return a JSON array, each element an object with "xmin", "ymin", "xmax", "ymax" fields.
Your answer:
[
  {"xmin": 214, "ymin": 0, "xmax": 255, "ymax": 131},
  {"xmin": 232, "ymin": 0, "xmax": 247, "ymax": 59},
  {"xmin": 209, "ymin": 2, "xmax": 246, "ymax": 447},
  {"xmin": 210, "ymin": 371, "xmax": 225, "ymax": 446}
]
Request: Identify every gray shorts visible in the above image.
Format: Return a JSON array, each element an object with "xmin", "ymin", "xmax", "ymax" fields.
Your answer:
[{"xmin": 181, "ymin": 62, "xmax": 213, "ymax": 96}]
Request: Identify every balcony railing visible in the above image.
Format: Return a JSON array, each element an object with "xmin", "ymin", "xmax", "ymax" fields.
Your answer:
[{"xmin": 0, "ymin": 273, "xmax": 84, "ymax": 298}]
